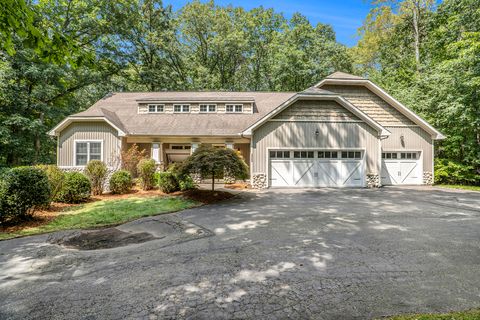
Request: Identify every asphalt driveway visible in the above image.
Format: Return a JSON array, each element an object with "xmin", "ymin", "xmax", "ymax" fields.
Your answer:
[{"xmin": 1, "ymin": 187, "xmax": 479, "ymax": 319}]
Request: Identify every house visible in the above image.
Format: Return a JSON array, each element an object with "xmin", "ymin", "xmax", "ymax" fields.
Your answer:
[{"xmin": 49, "ymin": 72, "xmax": 444, "ymax": 188}]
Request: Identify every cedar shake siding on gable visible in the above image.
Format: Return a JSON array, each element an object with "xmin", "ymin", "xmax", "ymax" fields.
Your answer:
[
  {"xmin": 321, "ymin": 85, "xmax": 415, "ymax": 126},
  {"xmin": 273, "ymin": 100, "xmax": 360, "ymax": 121}
]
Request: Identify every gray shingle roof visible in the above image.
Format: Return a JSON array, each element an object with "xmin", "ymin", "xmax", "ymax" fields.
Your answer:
[
  {"xmin": 326, "ymin": 71, "xmax": 365, "ymax": 80},
  {"xmin": 70, "ymin": 91, "xmax": 296, "ymax": 136}
]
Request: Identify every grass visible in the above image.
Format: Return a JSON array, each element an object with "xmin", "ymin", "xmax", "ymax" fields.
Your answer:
[
  {"xmin": 0, "ymin": 196, "xmax": 199, "ymax": 240},
  {"xmin": 385, "ymin": 308, "xmax": 480, "ymax": 320},
  {"xmin": 437, "ymin": 184, "xmax": 480, "ymax": 192}
]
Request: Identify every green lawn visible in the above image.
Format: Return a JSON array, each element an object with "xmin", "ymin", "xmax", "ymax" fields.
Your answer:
[
  {"xmin": 0, "ymin": 196, "xmax": 199, "ymax": 240},
  {"xmin": 437, "ymin": 184, "xmax": 480, "ymax": 192},
  {"xmin": 385, "ymin": 308, "xmax": 480, "ymax": 320}
]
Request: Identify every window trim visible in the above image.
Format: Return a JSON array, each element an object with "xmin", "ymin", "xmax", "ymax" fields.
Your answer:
[
  {"xmin": 199, "ymin": 104, "xmax": 217, "ymax": 113},
  {"xmin": 147, "ymin": 104, "xmax": 164, "ymax": 113},
  {"xmin": 173, "ymin": 104, "xmax": 190, "ymax": 113},
  {"xmin": 226, "ymin": 104, "xmax": 243, "ymax": 113},
  {"xmin": 73, "ymin": 140, "xmax": 104, "ymax": 167}
]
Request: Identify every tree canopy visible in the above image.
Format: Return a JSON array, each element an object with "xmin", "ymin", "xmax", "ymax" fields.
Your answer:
[
  {"xmin": 353, "ymin": 0, "xmax": 480, "ymax": 182},
  {"xmin": 180, "ymin": 146, "xmax": 249, "ymax": 191},
  {"xmin": 0, "ymin": 0, "xmax": 349, "ymax": 167}
]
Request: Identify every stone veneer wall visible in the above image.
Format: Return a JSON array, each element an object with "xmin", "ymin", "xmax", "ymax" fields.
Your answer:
[
  {"xmin": 366, "ymin": 173, "xmax": 381, "ymax": 188},
  {"xmin": 423, "ymin": 171, "xmax": 433, "ymax": 185},
  {"xmin": 252, "ymin": 173, "xmax": 267, "ymax": 189}
]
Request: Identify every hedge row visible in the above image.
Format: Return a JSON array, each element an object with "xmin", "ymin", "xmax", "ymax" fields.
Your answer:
[{"xmin": 0, "ymin": 163, "xmax": 134, "ymax": 224}]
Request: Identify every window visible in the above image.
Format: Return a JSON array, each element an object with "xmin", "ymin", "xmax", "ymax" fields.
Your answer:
[
  {"xmin": 75, "ymin": 141, "xmax": 102, "ymax": 166},
  {"xmin": 383, "ymin": 152, "xmax": 418, "ymax": 160},
  {"xmin": 148, "ymin": 104, "xmax": 164, "ymax": 113},
  {"xmin": 318, "ymin": 151, "xmax": 338, "ymax": 159},
  {"xmin": 341, "ymin": 151, "xmax": 362, "ymax": 159},
  {"xmin": 200, "ymin": 104, "xmax": 216, "ymax": 113},
  {"xmin": 171, "ymin": 144, "xmax": 191, "ymax": 150},
  {"xmin": 270, "ymin": 151, "xmax": 290, "ymax": 159},
  {"xmin": 226, "ymin": 104, "xmax": 243, "ymax": 113},
  {"xmin": 293, "ymin": 151, "xmax": 314, "ymax": 159},
  {"xmin": 174, "ymin": 104, "xmax": 190, "ymax": 113}
]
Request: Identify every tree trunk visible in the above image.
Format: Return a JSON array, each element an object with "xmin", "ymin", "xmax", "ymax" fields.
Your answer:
[
  {"xmin": 412, "ymin": 2, "xmax": 421, "ymax": 69},
  {"xmin": 211, "ymin": 171, "xmax": 215, "ymax": 191}
]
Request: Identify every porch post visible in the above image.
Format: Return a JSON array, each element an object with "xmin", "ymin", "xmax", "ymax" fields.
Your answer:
[{"xmin": 152, "ymin": 142, "xmax": 161, "ymax": 163}]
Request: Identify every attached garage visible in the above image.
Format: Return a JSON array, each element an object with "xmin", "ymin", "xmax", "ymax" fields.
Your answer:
[
  {"xmin": 381, "ymin": 151, "xmax": 423, "ymax": 185},
  {"xmin": 269, "ymin": 150, "xmax": 365, "ymax": 187}
]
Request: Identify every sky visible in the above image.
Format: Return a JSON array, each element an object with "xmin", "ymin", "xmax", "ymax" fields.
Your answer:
[{"xmin": 164, "ymin": 0, "xmax": 373, "ymax": 47}]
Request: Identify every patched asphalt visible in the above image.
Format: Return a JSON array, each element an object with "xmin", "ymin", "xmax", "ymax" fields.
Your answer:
[{"xmin": 0, "ymin": 186, "xmax": 479, "ymax": 319}]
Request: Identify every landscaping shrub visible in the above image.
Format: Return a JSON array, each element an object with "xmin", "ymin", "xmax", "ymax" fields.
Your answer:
[
  {"xmin": 109, "ymin": 170, "xmax": 132, "ymax": 194},
  {"xmin": 84, "ymin": 160, "xmax": 107, "ymax": 195},
  {"xmin": 157, "ymin": 172, "xmax": 180, "ymax": 193},
  {"xmin": 37, "ymin": 164, "xmax": 65, "ymax": 202},
  {"xmin": 434, "ymin": 159, "xmax": 479, "ymax": 185},
  {"xmin": 137, "ymin": 158, "xmax": 156, "ymax": 190},
  {"xmin": 0, "ymin": 167, "xmax": 51, "ymax": 223},
  {"xmin": 121, "ymin": 144, "xmax": 147, "ymax": 178},
  {"xmin": 178, "ymin": 174, "xmax": 196, "ymax": 191},
  {"xmin": 57, "ymin": 172, "xmax": 91, "ymax": 203}
]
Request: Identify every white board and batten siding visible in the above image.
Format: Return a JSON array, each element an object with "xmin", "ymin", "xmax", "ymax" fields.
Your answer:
[{"xmin": 58, "ymin": 122, "xmax": 121, "ymax": 167}]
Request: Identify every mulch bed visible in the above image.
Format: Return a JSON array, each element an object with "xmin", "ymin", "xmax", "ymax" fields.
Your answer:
[
  {"xmin": 224, "ymin": 182, "xmax": 251, "ymax": 190},
  {"xmin": 175, "ymin": 189, "xmax": 236, "ymax": 204}
]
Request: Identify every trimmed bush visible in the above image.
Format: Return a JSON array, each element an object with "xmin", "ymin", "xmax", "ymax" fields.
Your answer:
[
  {"xmin": 85, "ymin": 160, "xmax": 108, "ymax": 195},
  {"xmin": 178, "ymin": 174, "xmax": 196, "ymax": 191},
  {"xmin": 109, "ymin": 170, "xmax": 132, "ymax": 194},
  {"xmin": 137, "ymin": 158, "xmax": 156, "ymax": 190},
  {"xmin": 57, "ymin": 172, "xmax": 91, "ymax": 203},
  {"xmin": 0, "ymin": 167, "xmax": 51, "ymax": 223},
  {"xmin": 157, "ymin": 172, "xmax": 180, "ymax": 193},
  {"xmin": 36, "ymin": 165, "xmax": 65, "ymax": 202}
]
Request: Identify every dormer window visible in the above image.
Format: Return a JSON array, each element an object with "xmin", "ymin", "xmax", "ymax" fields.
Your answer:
[
  {"xmin": 200, "ymin": 104, "xmax": 216, "ymax": 113},
  {"xmin": 226, "ymin": 104, "xmax": 243, "ymax": 113},
  {"xmin": 148, "ymin": 104, "xmax": 164, "ymax": 113},
  {"xmin": 174, "ymin": 104, "xmax": 190, "ymax": 113}
]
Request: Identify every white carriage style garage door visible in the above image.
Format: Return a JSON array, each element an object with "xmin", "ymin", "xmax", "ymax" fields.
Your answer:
[
  {"xmin": 269, "ymin": 150, "xmax": 365, "ymax": 188},
  {"xmin": 381, "ymin": 151, "xmax": 422, "ymax": 185}
]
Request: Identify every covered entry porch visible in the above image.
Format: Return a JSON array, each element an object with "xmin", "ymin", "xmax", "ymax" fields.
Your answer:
[{"xmin": 122, "ymin": 136, "xmax": 250, "ymax": 169}]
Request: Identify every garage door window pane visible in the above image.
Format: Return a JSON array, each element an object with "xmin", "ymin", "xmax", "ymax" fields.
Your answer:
[
  {"xmin": 318, "ymin": 151, "xmax": 324, "ymax": 158},
  {"xmin": 270, "ymin": 151, "xmax": 276, "ymax": 158},
  {"xmin": 412, "ymin": 153, "xmax": 417, "ymax": 159},
  {"xmin": 354, "ymin": 151, "xmax": 361, "ymax": 159},
  {"xmin": 331, "ymin": 151, "xmax": 337, "ymax": 158},
  {"xmin": 307, "ymin": 151, "xmax": 314, "ymax": 158},
  {"xmin": 401, "ymin": 153, "xmax": 406, "ymax": 159},
  {"xmin": 293, "ymin": 151, "xmax": 300, "ymax": 158},
  {"xmin": 406, "ymin": 153, "xmax": 412, "ymax": 159},
  {"xmin": 391, "ymin": 153, "xmax": 397, "ymax": 159},
  {"xmin": 283, "ymin": 151, "xmax": 290, "ymax": 158},
  {"xmin": 341, "ymin": 151, "xmax": 347, "ymax": 158},
  {"xmin": 276, "ymin": 151, "xmax": 284, "ymax": 158}
]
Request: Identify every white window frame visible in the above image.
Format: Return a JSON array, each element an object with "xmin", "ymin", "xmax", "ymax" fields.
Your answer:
[
  {"xmin": 226, "ymin": 104, "xmax": 243, "ymax": 113},
  {"xmin": 73, "ymin": 140, "xmax": 103, "ymax": 166},
  {"xmin": 199, "ymin": 104, "xmax": 217, "ymax": 113},
  {"xmin": 148, "ymin": 104, "xmax": 164, "ymax": 113},
  {"xmin": 174, "ymin": 104, "xmax": 190, "ymax": 113}
]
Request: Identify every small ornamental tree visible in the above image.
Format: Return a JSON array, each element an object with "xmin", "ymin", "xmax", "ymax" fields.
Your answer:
[
  {"xmin": 121, "ymin": 144, "xmax": 147, "ymax": 178},
  {"xmin": 180, "ymin": 145, "xmax": 249, "ymax": 191}
]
